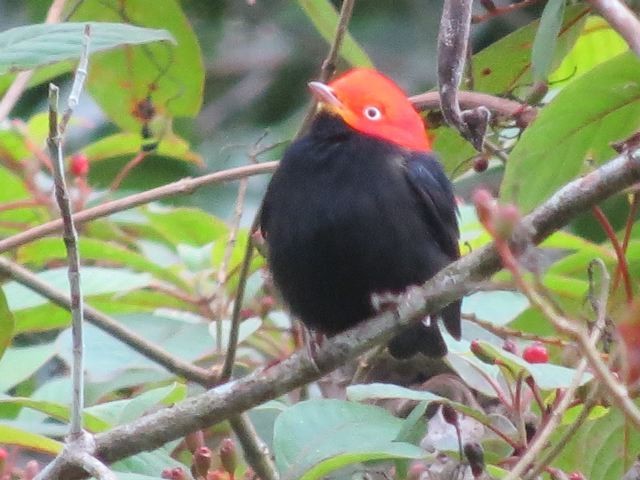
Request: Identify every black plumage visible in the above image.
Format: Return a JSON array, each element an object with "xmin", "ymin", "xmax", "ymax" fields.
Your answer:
[{"xmin": 260, "ymin": 112, "xmax": 461, "ymax": 358}]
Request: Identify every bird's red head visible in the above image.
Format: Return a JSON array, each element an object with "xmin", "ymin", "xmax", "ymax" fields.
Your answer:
[{"xmin": 308, "ymin": 68, "xmax": 431, "ymax": 152}]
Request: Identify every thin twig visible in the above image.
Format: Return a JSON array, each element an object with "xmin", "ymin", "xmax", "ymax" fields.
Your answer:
[
  {"xmin": 592, "ymin": 205, "xmax": 632, "ymax": 302},
  {"xmin": 588, "ymin": 0, "xmax": 640, "ymax": 57},
  {"xmin": 109, "ymin": 151, "xmax": 150, "ymax": 191},
  {"xmin": 472, "ymin": 0, "xmax": 541, "ymax": 23},
  {"xmin": 219, "ymin": 216, "xmax": 258, "ymax": 383},
  {"xmin": 524, "ymin": 260, "xmax": 610, "ymax": 479},
  {"xmin": 35, "ymin": 149, "xmax": 640, "ymax": 479},
  {"xmin": 214, "ymin": 175, "xmax": 249, "ymax": 351},
  {"xmin": 0, "ymin": 161, "xmax": 279, "ymax": 253},
  {"xmin": 297, "ymin": 0, "xmax": 357, "ymax": 135},
  {"xmin": 47, "ymin": 25, "xmax": 91, "ymax": 438},
  {"xmin": 229, "ymin": 415, "xmax": 279, "ymax": 480},
  {"xmin": 463, "ymin": 313, "xmax": 570, "ymax": 348},
  {"xmin": 49, "ymin": 83, "xmax": 86, "ymax": 435},
  {"xmin": 508, "ymin": 260, "xmax": 610, "ymax": 480}
]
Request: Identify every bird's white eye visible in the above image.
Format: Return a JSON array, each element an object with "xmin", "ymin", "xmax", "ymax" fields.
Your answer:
[{"xmin": 363, "ymin": 106, "xmax": 382, "ymax": 121}]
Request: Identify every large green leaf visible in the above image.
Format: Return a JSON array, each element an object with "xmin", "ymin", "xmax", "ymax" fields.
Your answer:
[
  {"xmin": 144, "ymin": 206, "xmax": 229, "ymax": 247},
  {"xmin": 79, "ymin": 132, "xmax": 203, "ymax": 166},
  {"xmin": 0, "ymin": 168, "xmax": 46, "ymax": 236},
  {"xmin": 0, "ymin": 343, "xmax": 57, "ymax": 392},
  {"xmin": 71, "ymin": 0, "xmax": 204, "ymax": 131},
  {"xmin": 16, "ymin": 237, "xmax": 189, "ymax": 290},
  {"xmin": 0, "ymin": 424, "xmax": 62, "ymax": 454},
  {"xmin": 473, "ymin": 5, "xmax": 589, "ymax": 94},
  {"xmin": 551, "ymin": 407, "xmax": 640, "ymax": 479},
  {"xmin": 273, "ymin": 399, "xmax": 425, "ymax": 480},
  {"xmin": 3, "ymin": 266, "xmax": 152, "ymax": 311},
  {"xmin": 297, "ymin": 0, "xmax": 373, "ymax": 68},
  {"xmin": 0, "ymin": 397, "xmax": 110, "ymax": 433},
  {"xmin": 550, "ymin": 15, "xmax": 628, "ymax": 86},
  {"xmin": 501, "ymin": 51, "xmax": 640, "ymax": 211},
  {"xmin": 55, "ymin": 313, "xmax": 213, "ymax": 382},
  {"xmin": 0, "ymin": 22, "xmax": 174, "ymax": 74},
  {"xmin": 0, "ymin": 287, "xmax": 14, "ymax": 361},
  {"xmin": 14, "ymin": 290, "xmax": 193, "ymax": 334},
  {"xmin": 86, "ymin": 382, "xmax": 186, "ymax": 426}
]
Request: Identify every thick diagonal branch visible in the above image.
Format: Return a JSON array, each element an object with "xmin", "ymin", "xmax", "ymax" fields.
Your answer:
[{"xmin": 48, "ymin": 150, "xmax": 640, "ymax": 479}]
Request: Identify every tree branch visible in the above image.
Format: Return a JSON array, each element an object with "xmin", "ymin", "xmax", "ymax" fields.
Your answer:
[
  {"xmin": 410, "ymin": 90, "xmax": 536, "ymax": 126},
  {"xmin": 0, "ymin": 161, "xmax": 278, "ymax": 253},
  {"xmin": 47, "ymin": 149, "xmax": 640, "ymax": 479},
  {"xmin": 437, "ymin": 0, "xmax": 491, "ymax": 150}
]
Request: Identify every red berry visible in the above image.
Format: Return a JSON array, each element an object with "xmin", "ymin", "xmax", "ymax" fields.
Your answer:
[
  {"xmin": 70, "ymin": 153, "xmax": 89, "ymax": 177},
  {"xmin": 0, "ymin": 448, "xmax": 7, "ymax": 461},
  {"xmin": 473, "ymin": 155, "xmax": 489, "ymax": 172},
  {"xmin": 522, "ymin": 342, "xmax": 549, "ymax": 364}
]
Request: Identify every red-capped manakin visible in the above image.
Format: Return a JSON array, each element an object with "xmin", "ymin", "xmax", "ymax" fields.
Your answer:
[{"xmin": 260, "ymin": 68, "xmax": 461, "ymax": 358}]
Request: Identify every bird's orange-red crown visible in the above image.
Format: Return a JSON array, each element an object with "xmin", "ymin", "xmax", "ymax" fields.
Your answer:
[{"xmin": 309, "ymin": 68, "xmax": 431, "ymax": 152}]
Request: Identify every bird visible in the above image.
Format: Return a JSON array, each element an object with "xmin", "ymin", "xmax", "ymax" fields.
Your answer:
[{"xmin": 260, "ymin": 68, "xmax": 461, "ymax": 358}]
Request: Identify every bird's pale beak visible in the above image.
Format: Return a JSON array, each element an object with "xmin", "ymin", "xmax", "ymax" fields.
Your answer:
[{"xmin": 308, "ymin": 81, "xmax": 342, "ymax": 108}]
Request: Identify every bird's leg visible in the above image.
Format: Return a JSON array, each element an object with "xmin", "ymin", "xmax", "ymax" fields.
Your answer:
[{"xmin": 302, "ymin": 326, "xmax": 325, "ymax": 371}]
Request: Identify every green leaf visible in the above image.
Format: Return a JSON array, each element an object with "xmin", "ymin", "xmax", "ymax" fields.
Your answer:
[
  {"xmin": 297, "ymin": 0, "xmax": 373, "ymax": 68},
  {"xmin": 471, "ymin": 340, "xmax": 593, "ymax": 390},
  {"xmin": 347, "ymin": 383, "xmax": 491, "ymax": 426},
  {"xmin": 71, "ymin": 0, "xmax": 204, "ymax": 131},
  {"xmin": 0, "ymin": 22, "xmax": 174, "ymax": 75},
  {"xmin": 473, "ymin": 5, "xmax": 589, "ymax": 94},
  {"xmin": 550, "ymin": 15, "xmax": 628, "ymax": 86},
  {"xmin": 56, "ymin": 313, "xmax": 213, "ymax": 382},
  {"xmin": 0, "ymin": 168, "xmax": 47, "ymax": 236},
  {"xmin": 208, "ymin": 317, "xmax": 262, "ymax": 349},
  {"xmin": 532, "ymin": 0, "xmax": 566, "ymax": 82},
  {"xmin": 0, "ymin": 424, "xmax": 62, "ymax": 454},
  {"xmin": 17, "ymin": 237, "xmax": 189, "ymax": 290},
  {"xmin": 273, "ymin": 399, "xmax": 425, "ymax": 480},
  {"xmin": 112, "ymin": 445, "xmax": 185, "ymax": 478},
  {"xmin": 432, "ymin": 126, "xmax": 476, "ymax": 177},
  {"xmin": 0, "ymin": 343, "xmax": 57, "ymax": 392},
  {"xmin": 462, "ymin": 291, "xmax": 529, "ymax": 327},
  {"xmin": 3, "ymin": 266, "xmax": 152, "ymax": 311},
  {"xmin": 347, "ymin": 383, "xmax": 444, "ymax": 404},
  {"xmin": 14, "ymin": 290, "xmax": 194, "ymax": 334},
  {"xmin": 79, "ymin": 132, "xmax": 203, "ymax": 165},
  {"xmin": 550, "ymin": 406, "xmax": 640, "ymax": 479},
  {"xmin": 86, "ymin": 383, "xmax": 186, "ymax": 426},
  {"xmin": 145, "ymin": 206, "xmax": 229, "ymax": 247},
  {"xmin": 0, "ymin": 287, "xmax": 14, "ymax": 360},
  {"xmin": 0, "ymin": 397, "xmax": 110, "ymax": 433},
  {"xmin": 501, "ymin": 51, "xmax": 640, "ymax": 212}
]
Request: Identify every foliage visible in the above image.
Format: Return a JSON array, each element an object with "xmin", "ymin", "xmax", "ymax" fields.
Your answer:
[{"xmin": 0, "ymin": 1, "xmax": 638, "ymax": 479}]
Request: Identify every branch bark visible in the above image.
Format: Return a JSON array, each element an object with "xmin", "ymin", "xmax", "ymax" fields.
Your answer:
[
  {"xmin": 47, "ymin": 149, "xmax": 640, "ymax": 479},
  {"xmin": 0, "ymin": 161, "xmax": 278, "ymax": 253},
  {"xmin": 437, "ymin": 0, "xmax": 491, "ymax": 150}
]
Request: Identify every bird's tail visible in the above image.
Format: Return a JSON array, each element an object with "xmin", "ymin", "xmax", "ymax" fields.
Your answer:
[{"xmin": 387, "ymin": 299, "xmax": 461, "ymax": 359}]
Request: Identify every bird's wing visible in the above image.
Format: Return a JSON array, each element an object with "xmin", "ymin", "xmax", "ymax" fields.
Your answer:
[{"xmin": 403, "ymin": 152, "xmax": 460, "ymax": 260}]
